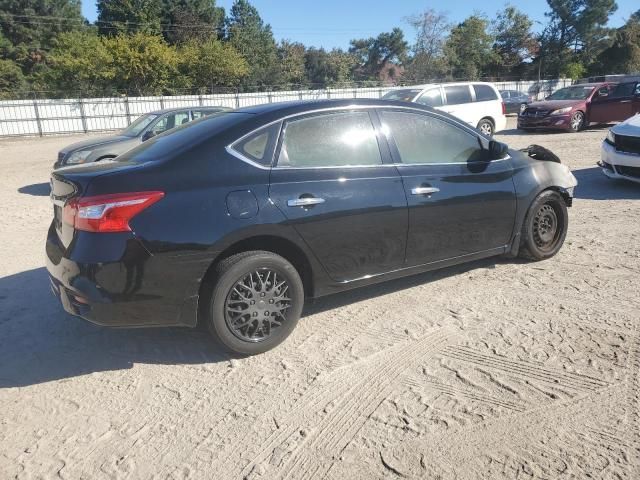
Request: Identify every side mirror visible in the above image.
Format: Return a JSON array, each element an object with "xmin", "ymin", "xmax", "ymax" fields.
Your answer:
[
  {"xmin": 488, "ymin": 140, "xmax": 508, "ymax": 160},
  {"xmin": 141, "ymin": 130, "xmax": 156, "ymax": 142},
  {"xmin": 597, "ymin": 88, "xmax": 609, "ymax": 98}
]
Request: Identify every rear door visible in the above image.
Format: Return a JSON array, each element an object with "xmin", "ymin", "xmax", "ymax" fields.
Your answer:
[
  {"xmin": 268, "ymin": 109, "xmax": 408, "ymax": 282},
  {"xmin": 378, "ymin": 109, "xmax": 517, "ymax": 265},
  {"xmin": 442, "ymin": 84, "xmax": 476, "ymax": 126},
  {"xmin": 589, "ymin": 84, "xmax": 636, "ymax": 123}
]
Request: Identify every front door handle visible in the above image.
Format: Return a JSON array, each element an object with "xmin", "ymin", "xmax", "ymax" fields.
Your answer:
[
  {"xmin": 620, "ymin": 100, "xmax": 631, "ymax": 103},
  {"xmin": 411, "ymin": 187, "xmax": 440, "ymax": 196},
  {"xmin": 287, "ymin": 197, "xmax": 325, "ymax": 207}
]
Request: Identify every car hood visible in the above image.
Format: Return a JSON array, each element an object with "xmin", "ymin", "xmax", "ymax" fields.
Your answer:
[
  {"xmin": 60, "ymin": 135, "xmax": 131, "ymax": 154},
  {"xmin": 612, "ymin": 113, "xmax": 640, "ymax": 136},
  {"xmin": 526, "ymin": 100, "xmax": 581, "ymax": 110}
]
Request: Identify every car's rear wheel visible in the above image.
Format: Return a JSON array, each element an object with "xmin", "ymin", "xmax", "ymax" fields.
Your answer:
[
  {"xmin": 477, "ymin": 118, "xmax": 494, "ymax": 137},
  {"xmin": 519, "ymin": 190, "xmax": 568, "ymax": 261},
  {"xmin": 206, "ymin": 251, "xmax": 304, "ymax": 355},
  {"xmin": 568, "ymin": 111, "xmax": 585, "ymax": 133}
]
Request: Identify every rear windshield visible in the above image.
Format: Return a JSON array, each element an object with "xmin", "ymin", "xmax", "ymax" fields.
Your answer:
[
  {"xmin": 115, "ymin": 112, "xmax": 249, "ymax": 164},
  {"xmin": 382, "ymin": 89, "xmax": 422, "ymax": 102},
  {"xmin": 547, "ymin": 86, "xmax": 595, "ymax": 100}
]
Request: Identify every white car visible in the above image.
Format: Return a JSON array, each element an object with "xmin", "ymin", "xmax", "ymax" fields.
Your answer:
[
  {"xmin": 382, "ymin": 82, "xmax": 507, "ymax": 136},
  {"xmin": 600, "ymin": 114, "xmax": 640, "ymax": 184}
]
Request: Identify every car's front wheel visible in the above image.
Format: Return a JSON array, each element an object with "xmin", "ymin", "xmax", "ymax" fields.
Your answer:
[
  {"xmin": 568, "ymin": 111, "xmax": 585, "ymax": 133},
  {"xmin": 206, "ymin": 251, "xmax": 304, "ymax": 355},
  {"xmin": 519, "ymin": 190, "xmax": 568, "ymax": 261}
]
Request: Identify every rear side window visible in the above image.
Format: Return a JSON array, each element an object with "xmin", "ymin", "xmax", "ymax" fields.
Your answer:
[
  {"xmin": 277, "ymin": 111, "xmax": 382, "ymax": 168},
  {"xmin": 380, "ymin": 111, "xmax": 486, "ymax": 164},
  {"xmin": 500, "ymin": 91, "xmax": 509, "ymax": 99},
  {"xmin": 231, "ymin": 123, "xmax": 279, "ymax": 166},
  {"xmin": 444, "ymin": 85, "xmax": 473, "ymax": 105},
  {"xmin": 416, "ymin": 88, "xmax": 443, "ymax": 107},
  {"xmin": 610, "ymin": 83, "xmax": 636, "ymax": 98},
  {"xmin": 474, "ymin": 84, "xmax": 499, "ymax": 101}
]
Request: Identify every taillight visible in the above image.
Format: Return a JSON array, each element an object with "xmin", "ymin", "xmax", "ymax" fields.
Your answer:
[
  {"xmin": 63, "ymin": 191, "xmax": 164, "ymax": 233},
  {"xmin": 501, "ymin": 101, "xmax": 506, "ymax": 115}
]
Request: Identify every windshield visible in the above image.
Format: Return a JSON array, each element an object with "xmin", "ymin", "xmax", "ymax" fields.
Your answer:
[
  {"xmin": 121, "ymin": 114, "xmax": 159, "ymax": 137},
  {"xmin": 382, "ymin": 89, "xmax": 422, "ymax": 102},
  {"xmin": 547, "ymin": 86, "xmax": 595, "ymax": 101}
]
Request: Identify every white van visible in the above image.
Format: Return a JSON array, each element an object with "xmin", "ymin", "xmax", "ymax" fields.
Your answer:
[{"xmin": 382, "ymin": 82, "xmax": 507, "ymax": 136}]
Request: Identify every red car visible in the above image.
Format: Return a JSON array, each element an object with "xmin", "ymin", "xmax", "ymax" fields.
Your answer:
[{"xmin": 518, "ymin": 81, "xmax": 640, "ymax": 133}]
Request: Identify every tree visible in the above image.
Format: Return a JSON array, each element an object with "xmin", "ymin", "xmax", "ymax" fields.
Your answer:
[
  {"xmin": 0, "ymin": 58, "xmax": 25, "ymax": 97},
  {"xmin": 540, "ymin": 0, "xmax": 617, "ymax": 77},
  {"xmin": 178, "ymin": 38, "xmax": 248, "ymax": 89},
  {"xmin": 43, "ymin": 30, "xmax": 114, "ymax": 95},
  {"xmin": 96, "ymin": 0, "xmax": 164, "ymax": 36},
  {"xmin": 161, "ymin": 0, "xmax": 225, "ymax": 44},
  {"xmin": 592, "ymin": 13, "xmax": 640, "ymax": 74},
  {"xmin": 277, "ymin": 40, "xmax": 306, "ymax": 86},
  {"xmin": 404, "ymin": 9, "xmax": 450, "ymax": 82},
  {"xmin": 444, "ymin": 15, "xmax": 495, "ymax": 79},
  {"xmin": 349, "ymin": 28, "xmax": 408, "ymax": 83},
  {"xmin": 105, "ymin": 33, "xmax": 179, "ymax": 94},
  {"xmin": 491, "ymin": 6, "xmax": 538, "ymax": 76},
  {"xmin": 226, "ymin": 0, "xmax": 280, "ymax": 89},
  {"xmin": 0, "ymin": 0, "xmax": 85, "ymax": 74}
]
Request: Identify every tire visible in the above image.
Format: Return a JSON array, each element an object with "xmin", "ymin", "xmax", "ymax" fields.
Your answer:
[
  {"xmin": 568, "ymin": 111, "xmax": 585, "ymax": 133},
  {"xmin": 206, "ymin": 251, "xmax": 304, "ymax": 355},
  {"xmin": 477, "ymin": 118, "xmax": 494, "ymax": 137},
  {"xmin": 519, "ymin": 190, "xmax": 568, "ymax": 261}
]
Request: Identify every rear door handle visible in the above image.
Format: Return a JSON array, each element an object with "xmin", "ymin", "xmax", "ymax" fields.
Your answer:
[
  {"xmin": 287, "ymin": 197, "xmax": 325, "ymax": 207},
  {"xmin": 620, "ymin": 100, "xmax": 631, "ymax": 103},
  {"xmin": 411, "ymin": 187, "xmax": 440, "ymax": 196}
]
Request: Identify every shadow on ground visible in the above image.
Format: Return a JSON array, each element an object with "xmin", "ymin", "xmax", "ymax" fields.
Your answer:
[
  {"xmin": 18, "ymin": 182, "xmax": 50, "ymax": 196},
  {"xmin": 573, "ymin": 167, "xmax": 640, "ymax": 200},
  {"xmin": 0, "ymin": 267, "xmax": 233, "ymax": 388}
]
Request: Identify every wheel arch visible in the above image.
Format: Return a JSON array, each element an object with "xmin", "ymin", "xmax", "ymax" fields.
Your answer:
[{"xmin": 197, "ymin": 234, "xmax": 316, "ymax": 326}]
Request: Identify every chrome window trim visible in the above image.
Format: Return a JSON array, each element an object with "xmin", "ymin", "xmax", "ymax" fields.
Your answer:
[{"xmin": 225, "ymin": 104, "xmax": 509, "ymax": 170}]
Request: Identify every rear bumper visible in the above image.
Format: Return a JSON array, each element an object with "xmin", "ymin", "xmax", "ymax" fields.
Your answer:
[
  {"xmin": 599, "ymin": 140, "xmax": 640, "ymax": 184},
  {"xmin": 494, "ymin": 115, "xmax": 508, "ymax": 133},
  {"xmin": 517, "ymin": 114, "xmax": 572, "ymax": 130},
  {"xmin": 45, "ymin": 223, "xmax": 199, "ymax": 328}
]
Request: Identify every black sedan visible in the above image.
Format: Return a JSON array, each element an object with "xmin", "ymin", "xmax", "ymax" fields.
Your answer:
[
  {"xmin": 500, "ymin": 90, "xmax": 532, "ymax": 114},
  {"xmin": 47, "ymin": 99, "xmax": 577, "ymax": 355}
]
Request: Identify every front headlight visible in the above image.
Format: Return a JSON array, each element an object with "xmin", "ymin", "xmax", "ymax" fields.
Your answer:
[
  {"xmin": 606, "ymin": 130, "xmax": 616, "ymax": 145},
  {"xmin": 66, "ymin": 150, "xmax": 93, "ymax": 164},
  {"xmin": 550, "ymin": 107, "xmax": 572, "ymax": 115}
]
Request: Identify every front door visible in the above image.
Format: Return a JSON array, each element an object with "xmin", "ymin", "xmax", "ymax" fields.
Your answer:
[
  {"xmin": 268, "ymin": 110, "xmax": 408, "ymax": 282},
  {"xmin": 378, "ymin": 109, "xmax": 517, "ymax": 265}
]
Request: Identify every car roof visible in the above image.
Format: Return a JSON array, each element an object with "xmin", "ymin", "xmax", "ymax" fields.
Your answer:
[
  {"xmin": 148, "ymin": 106, "xmax": 228, "ymax": 115},
  {"xmin": 234, "ymin": 98, "xmax": 436, "ymax": 116}
]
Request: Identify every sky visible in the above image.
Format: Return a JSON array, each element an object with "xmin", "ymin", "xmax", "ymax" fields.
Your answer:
[{"xmin": 81, "ymin": 0, "xmax": 639, "ymax": 50}]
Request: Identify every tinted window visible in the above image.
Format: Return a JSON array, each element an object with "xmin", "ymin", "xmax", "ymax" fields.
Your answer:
[
  {"xmin": 232, "ymin": 123, "xmax": 279, "ymax": 166},
  {"xmin": 277, "ymin": 112, "xmax": 381, "ymax": 168},
  {"xmin": 610, "ymin": 83, "xmax": 636, "ymax": 98},
  {"xmin": 500, "ymin": 91, "xmax": 510, "ymax": 99},
  {"xmin": 474, "ymin": 84, "xmax": 499, "ymax": 101},
  {"xmin": 416, "ymin": 88, "xmax": 443, "ymax": 107},
  {"xmin": 152, "ymin": 112, "xmax": 190, "ymax": 134},
  {"xmin": 380, "ymin": 111, "xmax": 485, "ymax": 164},
  {"xmin": 444, "ymin": 85, "xmax": 473, "ymax": 105},
  {"xmin": 382, "ymin": 89, "xmax": 422, "ymax": 102}
]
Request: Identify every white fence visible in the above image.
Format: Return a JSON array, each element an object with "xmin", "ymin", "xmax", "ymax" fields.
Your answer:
[{"xmin": 0, "ymin": 79, "xmax": 572, "ymax": 137}]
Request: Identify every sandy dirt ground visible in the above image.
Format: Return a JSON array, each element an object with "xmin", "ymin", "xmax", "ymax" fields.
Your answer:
[{"xmin": 0, "ymin": 118, "xmax": 639, "ymax": 479}]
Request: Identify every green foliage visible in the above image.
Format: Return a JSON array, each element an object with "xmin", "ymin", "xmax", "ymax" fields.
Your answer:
[
  {"xmin": 227, "ymin": 0, "xmax": 280, "ymax": 89},
  {"xmin": 97, "ymin": 0, "xmax": 163, "ymax": 36},
  {"xmin": 0, "ymin": 58, "xmax": 25, "ymax": 97},
  {"xmin": 161, "ymin": 0, "xmax": 225, "ymax": 44},
  {"xmin": 178, "ymin": 39, "xmax": 248, "ymax": 88},
  {"xmin": 492, "ymin": 6, "xmax": 538, "ymax": 71},
  {"xmin": 444, "ymin": 15, "xmax": 495, "ymax": 80},
  {"xmin": 278, "ymin": 40, "xmax": 306, "ymax": 86},
  {"xmin": 304, "ymin": 48, "xmax": 356, "ymax": 87},
  {"xmin": 404, "ymin": 10, "xmax": 450, "ymax": 82},
  {"xmin": 349, "ymin": 28, "xmax": 408, "ymax": 82},
  {"xmin": 561, "ymin": 61, "xmax": 586, "ymax": 79},
  {"xmin": 592, "ymin": 15, "xmax": 640, "ymax": 74}
]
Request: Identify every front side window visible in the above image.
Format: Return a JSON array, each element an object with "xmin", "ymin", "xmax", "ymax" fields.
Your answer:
[
  {"xmin": 122, "ymin": 113, "xmax": 158, "ymax": 137},
  {"xmin": 610, "ymin": 83, "xmax": 636, "ymax": 98},
  {"xmin": 547, "ymin": 86, "xmax": 595, "ymax": 100},
  {"xmin": 380, "ymin": 111, "xmax": 486, "ymax": 164},
  {"xmin": 474, "ymin": 84, "xmax": 499, "ymax": 102},
  {"xmin": 444, "ymin": 85, "xmax": 473, "ymax": 105},
  {"xmin": 416, "ymin": 88, "xmax": 443, "ymax": 107},
  {"xmin": 277, "ymin": 111, "xmax": 382, "ymax": 168}
]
